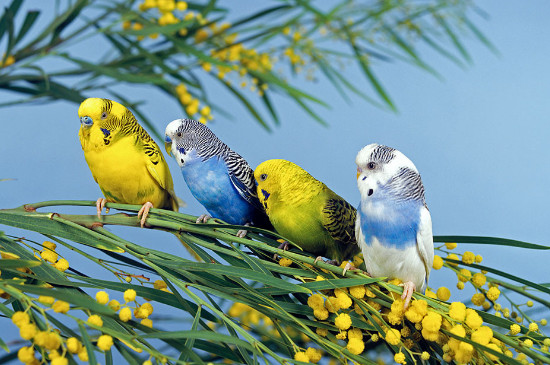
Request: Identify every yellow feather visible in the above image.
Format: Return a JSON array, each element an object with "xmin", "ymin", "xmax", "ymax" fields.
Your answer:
[{"xmin": 78, "ymin": 98, "xmax": 177, "ymax": 210}]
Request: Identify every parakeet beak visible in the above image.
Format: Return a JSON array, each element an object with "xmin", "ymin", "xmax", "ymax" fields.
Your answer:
[
  {"xmin": 80, "ymin": 116, "xmax": 93, "ymax": 128},
  {"xmin": 356, "ymin": 167, "xmax": 362, "ymax": 179},
  {"xmin": 164, "ymin": 135, "xmax": 173, "ymax": 156}
]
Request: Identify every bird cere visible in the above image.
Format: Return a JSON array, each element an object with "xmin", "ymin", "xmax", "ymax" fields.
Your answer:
[{"xmin": 78, "ymin": 98, "xmax": 433, "ymax": 298}]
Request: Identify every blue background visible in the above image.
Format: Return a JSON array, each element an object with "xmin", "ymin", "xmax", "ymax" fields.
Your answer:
[{"xmin": 1, "ymin": 1, "xmax": 548, "ymax": 307}]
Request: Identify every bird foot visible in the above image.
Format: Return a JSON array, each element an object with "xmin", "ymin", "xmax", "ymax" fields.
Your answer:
[
  {"xmin": 196, "ymin": 214, "xmax": 211, "ymax": 224},
  {"xmin": 96, "ymin": 198, "xmax": 108, "ymax": 218},
  {"xmin": 236, "ymin": 223, "xmax": 250, "ymax": 238},
  {"xmin": 342, "ymin": 262, "xmax": 356, "ymax": 276},
  {"xmin": 400, "ymin": 281, "xmax": 416, "ymax": 309},
  {"xmin": 273, "ymin": 241, "xmax": 289, "ymax": 260},
  {"xmin": 137, "ymin": 202, "xmax": 154, "ymax": 228}
]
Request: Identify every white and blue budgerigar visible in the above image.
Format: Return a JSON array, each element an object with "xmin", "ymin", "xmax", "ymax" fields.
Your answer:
[
  {"xmin": 164, "ymin": 119, "xmax": 271, "ymax": 237},
  {"xmin": 355, "ymin": 144, "xmax": 433, "ymax": 308}
]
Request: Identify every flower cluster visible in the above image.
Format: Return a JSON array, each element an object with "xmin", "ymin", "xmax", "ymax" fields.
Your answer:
[{"xmin": 39, "ymin": 241, "xmax": 69, "ymax": 272}]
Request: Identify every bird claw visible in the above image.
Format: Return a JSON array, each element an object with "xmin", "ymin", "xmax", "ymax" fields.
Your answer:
[
  {"xmin": 313, "ymin": 256, "xmax": 324, "ymax": 265},
  {"xmin": 400, "ymin": 281, "xmax": 416, "ymax": 309},
  {"xmin": 342, "ymin": 262, "xmax": 356, "ymax": 276},
  {"xmin": 96, "ymin": 198, "xmax": 107, "ymax": 218},
  {"xmin": 236, "ymin": 223, "xmax": 250, "ymax": 238},
  {"xmin": 196, "ymin": 214, "xmax": 211, "ymax": 224},
  {"xmin": 137, "ymin": 202, "xmax": 154, "ymax": 228},
  {"xmin": 273, "ymin": 241, "xmax": 289, "ymax": 260}
]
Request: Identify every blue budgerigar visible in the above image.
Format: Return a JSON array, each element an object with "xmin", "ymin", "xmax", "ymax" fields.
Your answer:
[
  {"xmin": 355, "ymin": 144, "xmax": 433, "ymax": 308},
  {"xmin": 164, "ymin": 119, "xmax": 271, "ymax": 237}
]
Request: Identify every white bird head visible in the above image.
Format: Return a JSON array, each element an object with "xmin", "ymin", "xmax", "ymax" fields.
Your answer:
[
  {"xmin": 164, "ymin": 118, "xmax": 224, "ymax": 167},
  {"xmin": 356, "ymin": 143, "xmax": 425, "ymax": 204}
]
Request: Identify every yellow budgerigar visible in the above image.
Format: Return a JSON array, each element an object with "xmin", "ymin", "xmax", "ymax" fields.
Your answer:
[
  {"xmin": 254, "ymin": 159, "xmax": 359, "ymax": 265},
  {"xmin": 78, "ymin": 98, "xmax": 178, "ymax": 226}
]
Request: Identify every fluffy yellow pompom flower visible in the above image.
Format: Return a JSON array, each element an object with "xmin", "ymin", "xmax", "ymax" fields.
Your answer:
[
  {"xmin": 17, "ymin": 347, "xmax": 35, "ymax": 363},
  {"xmin": 294, "ymin": 351, "xmax": 309, "ymax": 362},
  {"xmin": 41, "ymin": 249, "xmax": 58, "ymax": 263},
  {"xmin": 445, "ymin": 242, "xmax": 457, "ymax": 250},
  {"xmin": 305, "ymin": 347, "xmax": 322, "ymax": 363},
  {"xmin": 472, "ymin": 326, "xmax": 493, "ymax": 345},
  {"xmin": 97, "ymin": 335, "xmax": 114, "ymax": 351},
  {"xmin": 325, "ymin": 296, "xmax": 341, "ymax": 313},
  {"xmin": 455, "ymin": 342, "xmax": 474, "ymax": 364},
  {"xmin": 421, "ymin": 351, "xmax": 430, "ymax": 360},
  {"xmin": 141, "ymin": 302, "xmax": 154, "ymax": 316},
  {"xmin": 529, "ymin": 322, "xmax": 539, "ymax": 332},
  {"xmin": 405, "ymin": 299, "xmax": 428, "ymax": 323},
  {"xmin": 471, "ymin": 293, "xmax": 485, "ymax": 306},
  {"xmin": 447, "ymin": 253, "xmax": 459, "ymax": 266},
  {"xmin": 307, "ymin": 294, "xmax": 324, "ymax": 310},
  {"xmin": 456, "ymin": 281, "xmax": 465, "ymax": 290},
  {"xmin": 347, "ymin": 338, "xmax": 365, "ymax": 355},
  {"xmin": 458, "ymin": 268, "xmax": 472, "ymax": 282},
  {"xmin": 19, "ymin": 323, "xmax": 37, "ymax": 340},
  {"xmin": 334, "ymin": 289, "xmax": 353, "ymax": 309},
  {"xmin": 96, "ymin": 291, "xmax": 109, "ymax": 305},
  {"xmin": 475, "ymin": 254, "xmax": 483, "ymax": 263},
  {"xmin": 510, "ymin": 324, "xmax": 521, "ymax": 335},
  {"xmin": 11, "ymin": 311, "xmax": 30, "ymax": 327},
  {"xmin": 124, "ymin": 289, "xmax": 137, "ymax": 303},
  {"xmin": 432, "ymin": 255, "xmax": 444, "ymax": 270},
  {"xmin": 487, "ymin": 287, "xmax": 500, "ymax": 301},
  {"xmin": 78, "ymin": 349, "xmax": 89, "ymax": 362},
  {"xmin": 349, "ymin": 285, "xmax": 365, "ymax": 299},
  {"xmin": 485, "ymin": 343, "xmax": 502, "ymax": 360},
  {"xmin": 87, "ymin": 314, "xmax": 103, "ymax": 327},
  {"xmin": 313, "ymin": 308, "xmax": 329, "ymax": 320},
  {"xmin": 51, "ymin": 357, "xmax": 69, "ymax": 365},
  {"xmin": 43, "ymin": 241, "xmax": 57, "ymax": 250},
  {"xmin": 394, "ymin": 352, "xmax": 406, "ymax": 364},
  {"xmin": 38, "ymin": 295, "xmax": 55, "ymax": 305},
  {"xmin": 465, "ymin": 309, "xmax": 483, "ymax": 330},
  {"xmin": 472, "ymin": 273, "xmax": 486, "ymax": 287},
  {"xmin": 437, "ymin": 287, "xmax": 451, "ymax": 301},
  {"xmin": 54, "ymin": 258, "xmax": 70, "ymax": 271},
  {"xmin": 422, "ymin": 311, "xmax": 442, "ymax": 332},
  {"xmin": 52, "ymin": 300, "xmax": 70, "ymax": 313},
  {"xmin": 66, "ymin": 337, "xmax": 82, "ymax": 354},
  {"xmin": 449, "ymin": 302, "xmax": 466, "ymax": 321},
  {"xmin": 154, "ymin": 280, "xmax": 167, "ymax": 289},
  {"xmin": 278, "ymin": 257, "xmax": 292, "ymax": 267},
  {"xmin": 108, "ymin": 299, "xmax": 120, "ymax": 311},
  {"xmin": 316, "ymin": 328, "xmax": 328, "ymax": 337},
  {"xmin": 141, "ymin": 318, "xmax": 153, "ymax": 328},
  {"xmin": 119, "ymin": 307, "xmax": 132, "ymax": 322},
  {"xmin": 462, "ymin": 251, "xmax": 475, "ymax": 264},
  {"xmin": 334, "ymin": 313, "xmax": 352, "ymax": 330},
  {"xmin": 385, "ymin": 328, "xmax": 401, "ymax": 345}
]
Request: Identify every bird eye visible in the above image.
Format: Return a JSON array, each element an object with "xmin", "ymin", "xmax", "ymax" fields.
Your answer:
[
  {"xmin": 367, "ymin": 162, "xmax": 376, "ymax": 170},
  {"xmin": 260, "ymin": 174, "xmax": 267, "ymax": 181},
  {"xmin": 177, "ymin": 132, "xmax": 182, "ymax": 137},
  {"xmin": 101, "ymin": 112, "xmax": 108, "ymax": 119}
]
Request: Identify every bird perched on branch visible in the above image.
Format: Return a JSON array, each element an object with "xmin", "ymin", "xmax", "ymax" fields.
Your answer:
[
  {"xmin": 78, "ymin": 98, "xmax": 178, "ymax": 227},
  {"xmin": 164, "ymin": 118, "xmax": 271, "ymax": 237},
  {"xmin": 254, "ymin": 159, "xmax": 358, "ymax": 264},
  {"xmin": 355, "ymin": 144, "xmax": 433, "ymax": 308}
]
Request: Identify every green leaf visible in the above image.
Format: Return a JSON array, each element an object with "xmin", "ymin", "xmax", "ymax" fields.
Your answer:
[
  {"xmin": 434, "ymin": 235, "xmax": 549, "ymax": 250},
  {"xmin": 14, "ymin": 10, "xmax": 40, "ymax": 45}
]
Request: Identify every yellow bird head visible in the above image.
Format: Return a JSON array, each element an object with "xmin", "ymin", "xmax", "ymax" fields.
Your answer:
[
  {"xmin": 78, "ymin": 98, "xmax": 134, "ymax": 131},
  {"xmin": 254, "ymin": 159, "xmax": 319, "ymax": 208}
]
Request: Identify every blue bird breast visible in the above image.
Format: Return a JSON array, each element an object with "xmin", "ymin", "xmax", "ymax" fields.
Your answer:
[
  {"xmin": 180, "ymin": 154, "xmax": 256, "ymax": 225},
  {"xmin": 359, "ymin": 196, "xmax": 422, "ymax": 249}
]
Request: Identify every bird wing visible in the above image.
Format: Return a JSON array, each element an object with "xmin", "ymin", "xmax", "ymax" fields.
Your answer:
[
  {"xmin": 224, "ymin": 150, "xmax": 263, "ymax": 210},
  {"xmin": 322, "ymin": 197, "xmax": 357, "ymax": 245},
  {"xmin": 142, "ymin": 137, "xmax": 179, "ymax": 211},
  {"xmin": 416, "ymin": 206, "xmax": 434, "ymax": 290}
]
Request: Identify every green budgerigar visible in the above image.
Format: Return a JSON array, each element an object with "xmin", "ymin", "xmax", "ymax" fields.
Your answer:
[{"xmin": 254, "ymin": 159, "xmax": 359, "ymax": 264}]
